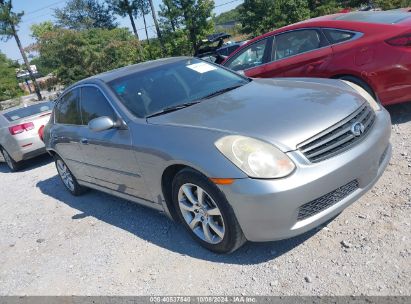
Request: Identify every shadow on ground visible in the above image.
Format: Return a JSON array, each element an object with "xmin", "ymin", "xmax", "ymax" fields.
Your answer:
[
  {"xmin": 0, "ymin": 153, "xmax": 53, "ymax": 173},
  {"xmin": 386, "ymin": 102, "xmax": 411, "ymax": 125},
  {"xmin": 36, "ymin": 174, "xmax": 326, "ymax": 264}
]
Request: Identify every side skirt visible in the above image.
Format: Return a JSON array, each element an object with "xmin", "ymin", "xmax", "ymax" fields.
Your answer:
[{"xmin": 78, "ymin": 179, "xmax": 164, "ymax": 212}]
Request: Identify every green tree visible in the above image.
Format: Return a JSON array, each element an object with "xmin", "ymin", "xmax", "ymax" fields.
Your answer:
[
  {"xmin": 340, "ymin": 0, "xmax": 410, "ymax": 9},
  {"xmin": 308, "ymin": 0, "xmax": 341, "ymax": 17},
  {"xmin": 107, "ymin": 0, "xmax": 140, "ymax": 39},
  {"xmin": 159, "ymin": 0, "xmax": 214, "ymax": 54},
  {"xmin": 33, "ymin": 27, "xmax": 143, "ymax": 85},
  {"xmin": 160, "ymin": 0, "xmax": 181, "ymax": 32},
  {"xmin": 0, "ymin": 51, "xmax": 22, "ymax": 102},
  {"xmin": 373, "ymin": 0, "xmax": 411, "ymax": 9},
  {"xmin": 0, "ymin": 0, "xmax": 42, "ymax": 100},
  {"xmin": 30, "ymin": 21, "xmax": 55, "ymax": 40},
  {"xmin": 28, "ymin": 21, "xmax": 57, "ymax": 76},
  {"xmin": 54, "ymin": 0, "xmax": 117, "ymax": 30},
  {"xmin": 240, "ymin": 0, "xmax": 310, "ymax": 36},
  {"xmin": 136, "ymin": 0, "xmax": 151, "ymax": 43},
  {"xmin": 213, "ymin": 4, "xmax": 242, "ymax": 25}
]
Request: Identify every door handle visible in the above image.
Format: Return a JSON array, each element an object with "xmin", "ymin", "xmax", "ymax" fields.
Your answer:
[{"xmin": 80, "ymin": 138, "xmax": 89, "ymax": 145}]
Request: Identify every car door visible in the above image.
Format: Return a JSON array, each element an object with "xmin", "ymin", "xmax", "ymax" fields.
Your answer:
[
  {"xmin": 78, "ymin": 85, "xmax": 151, "ymax": 201},
  {"xmin": 52, "ymin": 88, "xmax": 85, "ymax": 178},
  {"xmin": 223, "ymin": 37, "xmax": 274, "ymax": 77},
  {"xmin": 269, "ymin": 29, "xmax": 333, "ymax": 78}
]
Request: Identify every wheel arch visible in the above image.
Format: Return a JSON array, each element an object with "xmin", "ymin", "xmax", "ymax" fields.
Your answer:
[
  {"xmin": 331, "ymin": 73, "xmax": 378, "ymax": 99},
  {"xmin": 161, "ymin": 164, "xmax": 190, "ymax": 222}
]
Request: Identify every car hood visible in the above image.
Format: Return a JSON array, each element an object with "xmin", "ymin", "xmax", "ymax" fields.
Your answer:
[{"xmin": 147, "ymin": 78, "xmax": 365, "ymax": 151}]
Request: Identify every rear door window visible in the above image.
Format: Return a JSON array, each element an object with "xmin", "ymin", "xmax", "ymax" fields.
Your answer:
[
  {"xmin": 323, "ymin": 29, "xmax": 356, "ymax": 44},
  {"xmin": 55, "ymin": 89, "xmax": 81, "ymax": 125},
  {"xmin": 274, "ymin": 29, "xmax": 327, "ymax": 60},
  {"xmin": 80, "ymin": 86, "xmax": 116, "ymax": 125}
]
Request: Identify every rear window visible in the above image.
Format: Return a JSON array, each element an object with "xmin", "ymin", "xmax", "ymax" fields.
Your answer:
[
  {"xmin": 323, "ymin": 29, "xmax": 356, "ymax": 44},
  {"xmin": 3, "ymin": 102, "xmax": 54, "ymax": 122},
  {"xmin": 334, "ymin": 11, "xmax": 410, "ymax": 24}
]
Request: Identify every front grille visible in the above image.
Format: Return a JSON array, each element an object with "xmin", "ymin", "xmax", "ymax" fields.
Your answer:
[
  {"xmin": 297, "ymin": 180, "xmax": 359, "ymax": 221},
  {"xmin": 298, "ymin": 103, "xmax": 375, "ymax": 163}
]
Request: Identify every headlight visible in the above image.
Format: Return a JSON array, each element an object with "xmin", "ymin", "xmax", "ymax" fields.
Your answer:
[
  {"xmin": 342, "ymin": 80, "xmax": 381, "ymax": 111},
  {"xmin": 215, "ymin": 135, "xmax": 295, "ymax": 178}
]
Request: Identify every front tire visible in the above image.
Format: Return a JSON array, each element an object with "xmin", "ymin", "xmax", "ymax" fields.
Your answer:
[
  {"xmin": 172, "ymin": 168, "xmax": 246, "ymax": 253},
  {"xmin": 1, "ymin": 148, "xmax": 21, "ymax": 172},
  {"xmin": 55, "ymin": 156, "xmax": 86, "ymax": 196}
]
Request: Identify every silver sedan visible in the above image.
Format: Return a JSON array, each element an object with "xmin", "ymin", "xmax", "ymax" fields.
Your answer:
[
  {"xmin": 0, "ymin": 101, "xmax": 54, "ymax": 171},
  {"xmin": 44, "ymin": 57, "xmax": 391, "ymax": 253}
]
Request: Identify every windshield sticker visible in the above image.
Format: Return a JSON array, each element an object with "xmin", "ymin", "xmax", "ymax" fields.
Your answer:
[{"xmin": 187, "ymin": 62, "xmax": 217, "ymax": 73}]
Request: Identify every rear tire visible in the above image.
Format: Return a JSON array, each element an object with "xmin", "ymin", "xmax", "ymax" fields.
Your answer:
[
  {"xmin": 55, "ymin": 156, "xmax": 87, "ymax": 196},
  {"xmin": 172, "ymin": 168, "xmax": 246, "ymax": 253},
  {"xmin": 1, "ymin": 148, "xmax": 21, "ymax": 172}
]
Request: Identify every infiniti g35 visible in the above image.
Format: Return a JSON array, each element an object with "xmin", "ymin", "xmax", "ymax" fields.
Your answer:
[{"xmin": 43, "ymin": 57, "xmax": 391, "ymax": 253}]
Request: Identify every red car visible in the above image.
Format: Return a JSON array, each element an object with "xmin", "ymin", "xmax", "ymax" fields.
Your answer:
[{"xmin": 222, "ymin": 10, "xmax": 411, "ymax": 106}]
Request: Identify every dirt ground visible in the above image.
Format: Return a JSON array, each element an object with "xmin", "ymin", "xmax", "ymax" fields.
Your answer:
[{"xmin": 0, "ymin": 103, "xmax": 410, "ymax": 296}]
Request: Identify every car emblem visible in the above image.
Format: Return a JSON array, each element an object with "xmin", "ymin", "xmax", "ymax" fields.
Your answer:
[{"xmin": 351, "ymin": 122, "xmax": 365, "ymax": 137}]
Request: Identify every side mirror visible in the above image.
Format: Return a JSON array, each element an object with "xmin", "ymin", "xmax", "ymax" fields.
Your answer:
[{"xmin": 88, "ymin": 116, "xmax": 115, "ymax": 132}]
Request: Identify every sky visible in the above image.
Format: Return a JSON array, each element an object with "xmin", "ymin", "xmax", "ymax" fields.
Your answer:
[{"xmin": 0, "ymin": 0, "xmax": 243, "ymax": 61}]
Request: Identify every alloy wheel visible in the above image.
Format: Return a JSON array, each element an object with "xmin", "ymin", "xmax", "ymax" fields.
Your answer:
[
  {"xmin": 56, "ymin": 159, "xmax": 75, "ymax": 192},
  {"xmin": 178, "ymin": 183, "xmax": 225, "ymax": 244}
]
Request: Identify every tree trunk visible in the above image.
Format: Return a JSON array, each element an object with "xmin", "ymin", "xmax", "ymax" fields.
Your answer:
[
  {"xmin": 148, "ymin": 0, "xmax": 166, "ymax": 55},
  {"xmin": 165, "ymin": 3, "xmax": 176, "ymax": 32},
  {"xmin": 127, "ymin": 9, "xmax": 144, "ymax": 60},
  {"xmin": 142, "ymin": 13, "xmax": 149, "ymax": 45},
  {"xmin": 11, "ymin": 24, "xmax": 42, "ymax": 101},
  {"xmin": 142, "ymin": 12, "xmax": 152, "ymax": 58},
  {"xmin": 128, "ymin": 10, "xmax": 140, "ymax": 40}
]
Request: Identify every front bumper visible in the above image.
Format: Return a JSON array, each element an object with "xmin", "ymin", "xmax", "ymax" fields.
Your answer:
[{"xmin": 221, "ymin": 109, "xmax": 391, "ymax": 242}]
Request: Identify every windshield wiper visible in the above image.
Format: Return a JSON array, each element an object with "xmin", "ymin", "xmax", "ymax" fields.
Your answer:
[
  {"xmin": 200, "ymin": 84, "xmax": 245, "ymax": 100},
  {"xmin": 146, "ymin": 101, "xmax": 200, "ymax": 118}
]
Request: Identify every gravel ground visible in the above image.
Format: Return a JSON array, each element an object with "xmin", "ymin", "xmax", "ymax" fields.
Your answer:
[{"xmin": 0, "ymin": 103, "xmax": 410, "ymax": 296}]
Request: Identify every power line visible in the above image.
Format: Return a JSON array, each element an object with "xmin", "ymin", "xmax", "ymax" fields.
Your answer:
[
  {"xmin": 215, "ymin": 0, "xmax": 242, "ymax": 8},
  {"xmin": 24, "ymin": 1, "xmax": 62, "ymax": 16},
  {"xmin": 21, "ymin": 13, "xmax": 52, "ymax": 24}
]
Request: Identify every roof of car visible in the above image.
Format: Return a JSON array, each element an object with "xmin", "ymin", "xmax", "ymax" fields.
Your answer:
[
  {"xmin": 300, "ymin": 10, "xmax": 411, "ymax": 24},
  {"xmin": 84, "ymin": 56, "xmax": 191, "ymax": 83},
  {"xmin": 332, "ymin": 10, "xmax": 410, "ymax": 24}
]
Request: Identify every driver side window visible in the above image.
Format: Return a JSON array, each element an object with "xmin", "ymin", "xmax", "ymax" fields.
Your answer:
[
  {"xmin": 225, "ymin": 39, "xmax": 268, "ymax": 71},
  {"xmin": 80, "ymin": 86, "xmax": 116, "ymax": 125}
]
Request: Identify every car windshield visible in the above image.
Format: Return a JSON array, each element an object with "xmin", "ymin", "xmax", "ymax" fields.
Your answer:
[
  {"xmin": 108, "ymin": 58, "xmax": 249, "ymax": 118},
  {"xmin": 3, "ymin": 102, "xmax": 54, "ymax": 122}
]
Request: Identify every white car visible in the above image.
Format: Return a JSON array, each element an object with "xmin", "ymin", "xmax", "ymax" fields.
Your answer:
[{"xmin": 0, "ymin": 101, "xmax": 54, "ymax": 171}]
